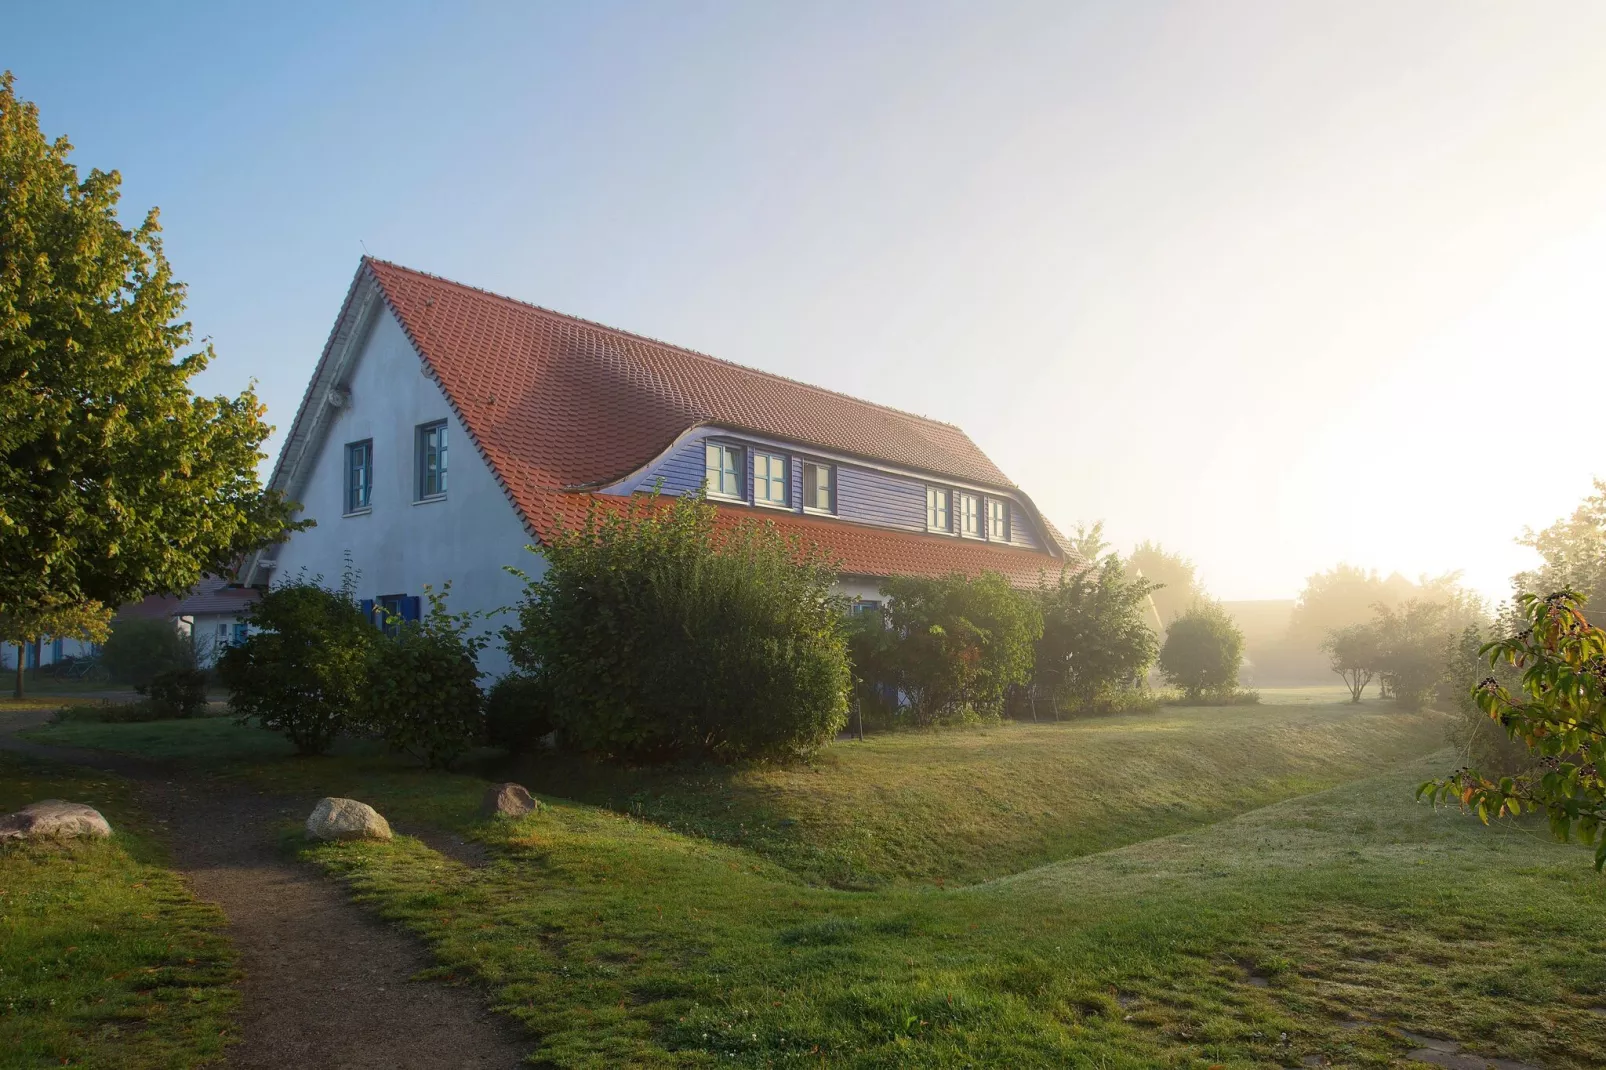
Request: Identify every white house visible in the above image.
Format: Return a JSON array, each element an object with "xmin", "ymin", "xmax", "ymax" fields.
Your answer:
[{"xmin": 242, "ymin": 259, "xmax": 1080, "ymax": 676}]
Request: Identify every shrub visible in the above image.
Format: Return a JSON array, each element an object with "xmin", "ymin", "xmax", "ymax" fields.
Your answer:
[
  {"xmin": 504, "ymin": 493, "xmax": 851, "ymax": 763},
  {"xmin": 1440, "ymin": 623, "xmax": 1530, "ymax": 776},
  {"xmin": 484, "ymin": 674, "xmax": 555, "ymax": 754},
  {"xmin": 218, "ymin": 576, "xmax": 373, "ymax": 755},
  {"xmin": 866, "ymin": 572, "xmax": 1042, "ymax": 727},
  {"xmin": 1159, "ymin": 600, "xmax": 1245, "ymax": 701},
  {"xmin": 359, "ymin": 587, "xmax": 486, "ymax": 769},
  {"xmin": 1034, "ymin": 556, "xmax": 1158, "ymax": 716},
  {"xmin": 101, "ymin": 617, "xmax": 194, "ymax": 688},
  {"xmin": 145, "ymin": 668, "xmax": 208, "ymax": 718}
]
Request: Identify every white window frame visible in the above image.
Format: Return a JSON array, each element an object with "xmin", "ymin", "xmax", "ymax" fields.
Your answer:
[
  {"xmin": 704, "ymin": 441, "xmax": 745, "ymax": 500},
  {"xmin": 753, "ymin": 451, "xmax": 789, "ymax": 508},
  {"xmin": 416, "ymin": 421, "xmax": 448, "ymax": 501},
  {"xmin": 958, "ymin": 492, "xmax": 982, "ymax": 539},
  {"xmin": 926, "ymin": 486, "xmax": 953, "ymax": 534},
  {"xmin": 802, "ymin": 461, "xmax": 835, "ymax": 514},
  {"xmin": 988, "ymin": 497, "xmax": 1010, "ymax": 542}
]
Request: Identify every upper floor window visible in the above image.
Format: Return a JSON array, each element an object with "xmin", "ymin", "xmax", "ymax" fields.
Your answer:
[
  {"xmin": 705, "ymin": 441, "xmax": 743, "ymax": 499},
  {"xmin": 988, "ymin": 498, "xmax": 1009, "ymax": 542},
  {"xmin": 753, "ymin": 451, "xmax": 788, "ymax": 506},
  {"xmin": 345, "ymin": 440, "xmax": 372, "ymax": 513},
  {"xmin": 417, "ymin": 421, "xmax": 448, "ymax": 500},
  {"xmin": 803, "ymin": 461, "xmax": 835, "ymax": 513},
  {"xmin": 958, "ymin": 492, "xmax": 981, "ymax": 538},
  {"xmin": 927, "ymin": 486, "xmax": 952, "ymax": 533}
]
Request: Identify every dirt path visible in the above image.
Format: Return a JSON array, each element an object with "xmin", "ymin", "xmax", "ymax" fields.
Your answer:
[{"xmin": 1, "ymin": 713, "xmax": 530, "ymax": 1069}]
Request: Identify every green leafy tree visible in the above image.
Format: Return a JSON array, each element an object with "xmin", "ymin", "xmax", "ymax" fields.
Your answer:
[
  {"xmin": 876, "ymin": 572, "xmax": 1043, "ymax": 726},
  {"xmin": 1438, "ymin": 623, "xmax": 1529, "ymax": 777},
  {"xmin": 0, "ymin": 72, "xmax": 297, "ymax": 620},
  {"xmin": 1127, "ymin": 541, "xmax": 1200, "ymax": 627},
  {"xmin": 1321, "ymin": 622, "xmax": 1381, "ymax": 703},
  {"xmin": 360, "ymin": 585, "xmax": 486, "ymax": 769},
  {"xmin": 1159, "ymin": 600, "xmax": 1244, "ymax": 701},
  {"xmin": 0, "ymin": 598, "xmax": 110, "ymax": 698},
  {"xmin": 1034, "ymin": 557, "xmax": 1158, "ymax": 714},
  {"xmin": 218, "ymin": 576, "xmax": 373, "ymax": 755},
  {"xmin": 505, "ymin": 493, "xmax": 851, "ymax": 762},
  {"xmin": 1512, "ymin": 479, "xmax": 1606, "ymax": 606},
  {"xmin": 101, "ymin": 616, "xmax": 194, "ymax": 689},
  {"xmin": 1372, "ymin": 599, "xmax": 1449, "ymax": 710},
  {"xmin": 1065, "ymin": 521, "xmax": 1113, "ymax": 564},
  {"xmin": 1420, "ymin": 591, "xmax": 1606, "ymax": 869}
]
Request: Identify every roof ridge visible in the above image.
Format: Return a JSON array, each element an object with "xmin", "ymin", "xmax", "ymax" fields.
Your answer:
[{"xmin": 362, "ymin": 257, "xmax": 971, "ymax": 436}]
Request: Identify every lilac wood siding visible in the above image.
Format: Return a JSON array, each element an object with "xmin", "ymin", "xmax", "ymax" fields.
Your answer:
[
  {"xmin": 1009, "ymin": 502, "xmax": 1043, "ymax": 550},
  {"xmin": 836, "ymin": 465, "xmax": 926, "ymax": 531}
]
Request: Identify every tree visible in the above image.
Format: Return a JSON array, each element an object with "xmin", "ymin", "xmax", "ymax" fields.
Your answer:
[
  {"xmin": 1372, "ymin": 599, "xmax": 1450, "ymax": 710},
  {"xmin": 1034, "ymin": 557, "xmax": 1159, "ymax": 715},
  {"xmin": 1420, "ymin": 591, "xmax": 1606, "ymax": 870},
  {"xmin": 101, "ymin": 616, "xmax": 194, "ymax": 689},
  {"xmin": 1512, "ymin": 479, "xmax": 1606, "ymax": 607},
  {"xmin": 1126, "ymin": 541, "xmax": 1200, "ymax": 627},
  {"xmin": 0, "ymin": 598, "xmax": 110, "ymax": 698},
  {"xmin": 1159, "ymin": 600, "xmax": 1244, "ymax": 701},
  {"xmin": 0, "ymin": 73, "xmax": 297, "ymax": 621},
  {"xmin": 875, "ymin": 572, "xmax": 1043, "ymax": 726},
  {"xmin": 1321, "ymin": 622, "xmax": 1380, "ymax": 703},
  {"xmin": 1065, "ymin": 521, "xmax": 1113, "ymax": 564}
]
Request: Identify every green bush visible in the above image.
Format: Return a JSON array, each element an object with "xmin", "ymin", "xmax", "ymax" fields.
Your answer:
[
  {"xmin": 145, "ymin": 668, "xmax": 208, "ymax": 718},
  {"xmin": 359, "ymin": 587, "xmax": 485, "ymax": 769},
  {"xmin": 218, "ymin": 577, "xmax": 373, "ymax": 755},
  {"xmin": 101, "ymin": 617, "xmax": 193, "ymax": 688},
  {"xmin": 1033, "ymin": 556, "xmax": 1158, "ymax": 716},
  {"xmin": 1159, "ymin": 600, "xmax": 1245, "ymax": 701},
  {"xmin": 861, "ymin": 572, "xmax": 1042, "ymax": 727},
  {"xmin": 504, "ymin": 493, "xmax": 851, "ymax": 763},
  {"xmin": 484, "ymin": 674, "xmax": 555, "ymax": 754}
]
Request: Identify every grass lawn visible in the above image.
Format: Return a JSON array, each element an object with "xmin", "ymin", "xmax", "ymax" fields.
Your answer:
[{"xmin": 0, "ymin": 753, "xmax": 237, "ymax": 1069}]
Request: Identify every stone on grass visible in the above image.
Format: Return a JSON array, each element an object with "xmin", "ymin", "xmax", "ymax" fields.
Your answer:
[
  {"xmin": 0, "ymin": 799, "xmax": 112, "ymax": 842},
  {"xmin": 481, "ymin": 782, "xmax": 540, "ymax": 818},
  {"xmin": 306, "ymin": 797, "xmax": 392, "ymax": 842}
]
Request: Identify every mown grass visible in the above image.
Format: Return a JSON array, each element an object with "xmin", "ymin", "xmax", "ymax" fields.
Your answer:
[{"xmin": 0, "ymin": 753, "xmax": 237, "ymax": 1069}]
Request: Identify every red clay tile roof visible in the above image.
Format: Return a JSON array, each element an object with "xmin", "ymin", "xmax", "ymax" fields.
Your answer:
[{"xmin": 359, "ymin": 259, "xmax": 1076, "ymax": 585}]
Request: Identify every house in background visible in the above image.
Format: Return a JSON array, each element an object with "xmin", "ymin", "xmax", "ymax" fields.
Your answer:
[
  {"xmin": 241, "ymin": 259, "xmax": 1081, "ymax": 675},
  {"xmin": 174, "ymin": 583, "xmax": 259, "ymax": 668}
]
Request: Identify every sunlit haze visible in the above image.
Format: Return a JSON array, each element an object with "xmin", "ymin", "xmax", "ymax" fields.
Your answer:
[{"xmin": 12, "ymin": 1, "xmax": 1606, "ymax": 603}]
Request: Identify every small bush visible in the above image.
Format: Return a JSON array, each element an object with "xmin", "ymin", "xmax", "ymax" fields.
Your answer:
[
  {"xmin": 218, "ymin": 576, "xmax": 373, "ymax": 755},
  {"xmin": 144, "ymin": 668, "xmax": 208, "ymax": 718},
  {"xmin": 1161, "ymin": 687, "xmax": 1260, "ymax": 707},
  {"xmin": 359, "ymin": 587, "xmax": 485, "ymax": 769},
  {"xmin": 1159, "ymin": 601, "xmax": 1245, "ymax": 701},
  {"xmin": 101, "ymin": 618, "xmax": 194, "ymax": 688},
  {"xmin": 484, "ymin": 674, "xmax": 555, "ymax": 754},
  {"xmin": 504, "ymin": 493, "xmax": 851, "ymax": 763}
]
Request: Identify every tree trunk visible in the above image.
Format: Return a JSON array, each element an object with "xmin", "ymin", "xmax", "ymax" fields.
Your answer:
[{"xmin": 13, "ymin": 643, "xmax": 23, "ymax": 700}]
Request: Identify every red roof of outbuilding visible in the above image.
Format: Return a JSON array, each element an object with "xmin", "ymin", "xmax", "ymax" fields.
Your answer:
[{"xmin": 352, "ymin": 259, "xmax": 1074, "ymax": 585}]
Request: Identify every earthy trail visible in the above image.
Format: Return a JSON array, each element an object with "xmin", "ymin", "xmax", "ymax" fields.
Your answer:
[{"xmin": 1, "ymin": 711, "xmax": 529, "ymax": 1069}]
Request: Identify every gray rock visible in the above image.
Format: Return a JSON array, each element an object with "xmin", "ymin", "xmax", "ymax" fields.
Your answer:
[
  {"xmin": 306, "ymin": 797, "xmax": 392, "ymax": 841},
  {"xmin": 481, "ymin": 782, "xmax": 540, "ymax": 818},
  {"xmin": 0, "ymin": 799, "xmax": 112, "ymax": 842}
]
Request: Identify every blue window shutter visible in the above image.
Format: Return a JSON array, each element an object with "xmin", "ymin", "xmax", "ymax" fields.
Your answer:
[
  {"xmin": 360, "ymin": 599, "xmax": 376, "ymax": 628},
  {"xmin": 403, "ymin": 596, "xmax": 422, "ymax": 623}
]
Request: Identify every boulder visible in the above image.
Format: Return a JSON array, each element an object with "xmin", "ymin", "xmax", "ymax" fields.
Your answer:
[
  {"xmin": 0, "ymin": 799, "xmax": 112, "ymax": 842},
  {"xmin": 481, "ymin": 782, "xmax": 540, "ymax": 818},
  {"xmin": 306, "ymin": 797, "xmax": 392, "ymax": 841}
]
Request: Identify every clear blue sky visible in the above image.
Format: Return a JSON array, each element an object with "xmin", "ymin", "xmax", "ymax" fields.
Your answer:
[{"xmin": 10, "ymin": 1, "xmax": 1606, "ymax": 601}]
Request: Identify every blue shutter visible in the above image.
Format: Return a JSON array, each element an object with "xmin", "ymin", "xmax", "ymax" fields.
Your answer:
[
  {"xmin": 360, "ymin": 599, "xmax": 376, "ymax": 628},
  {"xmin": 403, "ymin": 596, "xmax": 422, "ymax": 623}
]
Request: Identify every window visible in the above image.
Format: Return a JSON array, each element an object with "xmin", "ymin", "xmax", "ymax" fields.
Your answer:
[
  {"xmin": 803, "ymin": 461, "xmax": 835, "ymax": 513},
  {"xmin": 230, "ymin": 622, "xmax": 248, "ymax": 646},
  {"xmin": 988, "ymin": 498, "xmax": 1009, "ymax": 542},
  {"xmin": 345, "ymin": 440, "xmax": 372, "ymax": 513},
  {"xmin": 926, "ymin": 486, "xmax": 952, "ymax": 533},
  {"xmin": 850, "ymin": 598, "xmax": 882, "ymax": 617},
  {"xmin": 704, "ymin": 441, "xmax": 743, "ymax": 498},
  {"xmin": 417, "ymin": 421, "xmax": 448, "ymax": 500},
  {"xmin": 754, "ymin": 451, "xmax": 788, "ymax": 506},
  {"xmin": 958, "ymin": 492, "xmax": 981, "ymax": 538},
  {"xmin": 371, "ymin": 594, "xmax": 421, "ymax": 637}
]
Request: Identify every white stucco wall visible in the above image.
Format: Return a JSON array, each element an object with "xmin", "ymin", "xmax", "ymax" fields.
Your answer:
[{"xmin": 269, "ymin": 309, "xmax": 541, "ymax": 677}]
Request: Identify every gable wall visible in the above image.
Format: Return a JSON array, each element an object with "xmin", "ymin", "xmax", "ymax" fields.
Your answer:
[{"xmin": 269, "ymin": 309, "xmax": 538, "ymax": 676}]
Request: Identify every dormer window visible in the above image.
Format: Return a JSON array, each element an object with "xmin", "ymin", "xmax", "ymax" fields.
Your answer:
[
  {"xmin": 926, "ymin": 486, "xmax": 952, "ymax": 533},
  {"xmin": 988, "ymin": 498, "xmax": 1009, "ymax": 542},
  {"xmin": 803, "ymin": 461, "xmax": 835, "ymax": 513},
  {"xmin": 705, "ymin": 442, "xmax": 743, "ymax": 499},
  {"xmin": 754, "ymin": 451, "xmax": 789, "ymax": 506},
  {"xmin": 958, "ymin": 493, "xmax": 981, "ymax": 538}
]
